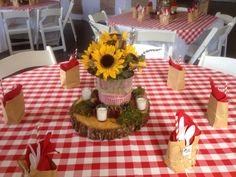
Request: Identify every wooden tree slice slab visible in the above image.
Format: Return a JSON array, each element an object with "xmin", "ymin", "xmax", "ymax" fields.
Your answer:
[{"xmin": 70, "ymin": 98, "xmax": 149, "ymax": 140}]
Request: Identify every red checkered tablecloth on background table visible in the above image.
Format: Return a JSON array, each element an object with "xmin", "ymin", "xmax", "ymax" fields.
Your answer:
[
  {"xmin": 0, "ymin": 1, "xmax": 58, "ymax": 11},
  {"xmin": 109, "ymin": 12, "xmax": 217, "ymax": 45},
  {"xmin": 0, "ymin": 58, "xmax": 236, "ymax": 177}
]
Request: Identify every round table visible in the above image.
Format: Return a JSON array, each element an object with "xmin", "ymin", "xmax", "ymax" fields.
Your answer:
[{"xmin": 1, "ymin": 58, "xmax": 236, "ymax": 176}]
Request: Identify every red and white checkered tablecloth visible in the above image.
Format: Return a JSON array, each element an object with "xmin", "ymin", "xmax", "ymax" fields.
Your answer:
[
  {"xmin": 109, "ymin": 12, "xmax": 217, "ymax": 45},
  {"xmin": 1, "ymin": 58, "xmax": 236, "ymax": 177},
  {"xmin": 0, "ymin": 1, "xmax": 58, "ymax": 11}
]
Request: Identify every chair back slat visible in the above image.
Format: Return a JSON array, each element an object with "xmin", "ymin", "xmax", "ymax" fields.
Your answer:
[
  {"xmin": 2, "ymin": 10, "xmax": 30, "ymax": 19},
  {"xmin": 88, "ymin": 10, "xmax": 108, "ymax": 25},
  {"xmin": 199, "ymin": 50, "xmax": 236, "ymax": 76},
  {"xmin": 188, "ymin": 27, "xmax": 218, "ymax": 65},
  {"xmin": 0, "ymin": 46, "xmax": 56, "ymax": 79}
]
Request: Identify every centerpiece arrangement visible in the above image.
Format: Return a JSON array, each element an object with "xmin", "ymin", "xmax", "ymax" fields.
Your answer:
[
  {"xmin": 70, "ymin": 32, "xmax": 150, "ymax": 140},
  {"xmin": 82, "ymin": 32, "xmax": 145, "ymax": 105}
]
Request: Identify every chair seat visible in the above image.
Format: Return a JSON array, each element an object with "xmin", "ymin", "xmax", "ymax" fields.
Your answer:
[
  {"xmin": 8, "ymin": 27, "xmax": 29, "ymax": 34},
  {"xmin": 40, "ymin": 25, "xmax": 61, "ymax": 32},
  {"xmin": 8, "ymin": 23, "xmax": 28, "ymax": 30}
]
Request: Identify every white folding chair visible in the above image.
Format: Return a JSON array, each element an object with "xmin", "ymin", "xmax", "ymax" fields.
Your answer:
[
  {"xmin": 89, "ymin": 20, "xmax": 111, "ymax": 41},
  {"xmin": 209, "ymin": 22, "xmax": 235, "ymax": 56},
  {"xmin": 185, "ymin": 27, "xmax": 218, "ymax": 65},
  {"xmin": 198, "ymin": 50, "xmax": 236, "ymax": 76},
  {"xmin": 62, "ymin": 0, "xmax": 77, "ymax": 41},
  {"xmin": 38, "ymin": 7, "xmax": 66, "ymax": 51},
  {"xmin": 134, "ymin": 29, "xmax": 176, "ymax": 59},
  {"xmin": 0, "ymin": 46, "xmax": 56, "ymax": 79},
  {"xmin": 2, "ymin": 10, "xmax": 34, "ymax": 55},
  {"xmin": 88, "ymin": 10, "xmax": 108, "ymax": 25},
  {"xmin": 215, "ymin": 12, "xmax": 236, "ymax": 56},
  {"xmin": 215, "ymin": 12, "xmax": 235, "ymax": 25}
]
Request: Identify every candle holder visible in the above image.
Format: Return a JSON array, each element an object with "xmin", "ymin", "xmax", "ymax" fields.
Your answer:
[
  {"xmin": 82, "ymin": 88, "xmax": 92, "ymax": 101},
  {"xmin": 96, "ymin": 104, "xmax": 108, "ymax": 122},
  {"xmin": 136, "ymin": 96, "xmax": 147, "ymax": 111}
]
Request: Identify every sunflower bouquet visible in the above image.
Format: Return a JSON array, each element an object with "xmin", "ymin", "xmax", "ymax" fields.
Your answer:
[{"xmin": 81, "ymin": 32, "xmax": 146, "ymax": 80}]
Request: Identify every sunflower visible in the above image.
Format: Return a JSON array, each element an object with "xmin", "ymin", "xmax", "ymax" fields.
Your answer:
[
  {"xmin": 100, "ymin": 32, "xmax": 111, "ymax": 43},
  {"xmin": 121, "ymin": 31, "xmax": 128, "ymax": 41},
  {"xmin": 92, "ymin": 45, "xmax": 124, "ymax": 80},
  {"xmin": 123, "ymin": 44, "xmax": 138, "ymax": 57},
  {"xmin": 129, "ymin": 61, "xmax": 146, "ymax": 72},
  {"xmin": 100, "ymin": 32, "xmax": 126, "ymax": 49},
  {"xmin": 81, "ymin": 41, "xmax": 100, "ymax": 69}
]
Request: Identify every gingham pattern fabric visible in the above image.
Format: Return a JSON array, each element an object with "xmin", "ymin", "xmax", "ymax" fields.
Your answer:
[
  {"xmin": 109, "ymin": 12, "xmax": 217, "ymax": 44},
  {"xmin": 0, "ymin": 1, "xmax": 58, "ymax": 11},
  {"xmin": 1, "ymin": 58, "xmax": 236, "ymax": 177}
]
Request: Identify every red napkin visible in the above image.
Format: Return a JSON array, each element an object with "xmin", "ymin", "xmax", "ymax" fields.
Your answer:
[
  {"xmin": 147, "ymin": 1, "xmax": 152, "ymax": 7},
  {"xmin": 210, "ymin": 78, "xmax": 227, "ymax": 102},
  {"xmin": 2, "ymin": 84, "xmax": 22, "ymax": 106},
  {"xmin": 188, "ymin": 7, "xmax": 193, "ymax": 13},
  {"xmin": 169, "ymin": 57, "xmax": 183, "ymax": 70},
  {"xmin": 25, "ymin": 132, "xmax": 57, "ymax": 171},
  {"xmin": 136, "ymin": 4, "xmax": 141, "ymax": 9},
  {"xmin": 60, "ymin": 56, "xmax": 79, "ymax": 71},
  {"xmin": 171, "ymin": 0, "xmax": 177, "ymax": 6},
  {"xmin": 170, "ymin": 110, "xmax": 201, "ymax": 145}
]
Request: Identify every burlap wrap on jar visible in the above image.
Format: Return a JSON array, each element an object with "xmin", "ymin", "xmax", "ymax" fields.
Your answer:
[{"xmin": 96, "ymin": 76, "xmax": 133, "ymax": 106}]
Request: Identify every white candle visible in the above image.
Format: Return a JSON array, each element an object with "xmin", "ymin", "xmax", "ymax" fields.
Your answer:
[
  {"xmin": 136, "ymin": 97, "xmax": 147, "ymax": 111},
  {"xmin": 82, "ymin": 88, "xmax": 92, "ymax": 100},
  {"xmin": 96, "ymin": 107, "xmax": 107, "ymax": 121}
]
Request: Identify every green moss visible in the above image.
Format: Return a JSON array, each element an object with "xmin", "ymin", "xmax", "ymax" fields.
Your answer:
[
  {"xmin": 71, "ymin": 100, "xmax": 95, "ymax": 117},
  {"xmin": 117, "ymin": 105, "xmax": 143, "ymax": 129},
  {"xmin": 132, "ymin": 86, "xmax": 145, "ymax": 98}
]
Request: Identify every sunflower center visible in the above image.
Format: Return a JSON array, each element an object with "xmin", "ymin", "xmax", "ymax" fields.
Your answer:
[{"xmin": 101, "ymin": 54, "xmax": 115, "ymax": 68}]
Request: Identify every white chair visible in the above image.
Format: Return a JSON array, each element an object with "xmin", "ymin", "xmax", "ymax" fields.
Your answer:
[
  {"xmin": 215, "ymin": 12, "xmax": 236, "ymax": 56},
  {"xmin": 209, "ymin": 22, "xmax": 235, "ymax": 56},
  {"xmin": 215, "ymin": 12, "xmax": 235, "ymax": 25},
  {"xmin": 187, "ymin": 24, "xmax": 235, "ymax": 64},
  {"xmin": 88, "ymin": 10, "xmax": 108, "ymax": 25},
  {"xmin": 89, "ymin": 20, "xmax": 111, "ymax": 41},
  {"xmin": 134, "ymin": 29, "xmax": 176, "ymax": 59},
  {"xmin": 2, "ymin": 10, "xmax": 34, "ymax": 55},
  {"xmin": 38, "ymin": 8, "xmax": 66, "ymax": 51},
  {"xmin": 198, "ymin": 50, "xmax": 236, "ymax": 76},
  {"xmin": 62, "ymin": 0, "xmax": 77, "ymax": 41},
  {"xmin": 0, "ymin": 46, "xmax": 56, "ymax": 79},
  {"xmin": 185, "ymin": 27, "xmax": 218, "ymax": 65}
]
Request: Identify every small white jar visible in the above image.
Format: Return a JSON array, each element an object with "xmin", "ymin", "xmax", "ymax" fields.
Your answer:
[
  {"xmin": 136, "ymin": 96, "xmax": 147, "ymax": 111},
  {"xmin": 96, "ymin": 104, "xmax": 108, "ymax": 121},
  {"xmin": 82, "ymin": 88, "xmax": 92, "ymax": 100}
]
